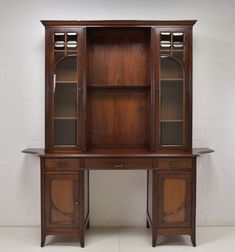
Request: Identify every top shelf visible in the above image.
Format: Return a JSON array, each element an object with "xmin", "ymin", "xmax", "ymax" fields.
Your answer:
[
  {"xmin": 87, "ymin": 84, "xmax": 150, "ymax": 89},
  {"xmin": 160, "ymin": 78, "xmax": 183, "ymax": 81},
  {"xmin": 41, "ymin": 20, "xmax": 197, "ymax": 27},
  {"xmin": 54, "ymin": 49, "xmax": 77, "ymax": 53}
]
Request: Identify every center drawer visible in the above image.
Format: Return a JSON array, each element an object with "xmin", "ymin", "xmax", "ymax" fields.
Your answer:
[
  {"xmin": 44, "ymin": 158, "xmax": 80, "ymax": 170},
  {"xmin": 84, "ymin": 158, "xmax": 152, "ymax": 169}
]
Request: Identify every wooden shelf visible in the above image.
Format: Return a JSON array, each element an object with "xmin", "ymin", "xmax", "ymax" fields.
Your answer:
[
  {"xmin": 56, "ymin": 81, "xmax": 78, "ymax": 84},
  {"xmin": 161, "ymin": 120, "xmax": 183, "ymax": 122},
  {"xmin": 160, "ymin": 79, "xmax": 183, "ymax": 81},
  {"xmin": 87, "ymin": 85, "xmax": 150, "ymax": 89},
  {"xmin": 54, "ymin": 117, "xmax": 77, "ymax": 120},
  {"xmin": 54, "ymin": 50, "xmax": 77, "ymax": 53},
  {"xmin": 160, "ymin": 49, "xmax": 184, "ymax": 52}
]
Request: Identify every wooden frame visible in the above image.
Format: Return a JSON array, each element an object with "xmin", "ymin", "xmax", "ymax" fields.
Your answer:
[
  {"xmin": 22, "ymin": 20, "xmax": 214, "ymax": 248},
  {"xmin": 44, "ymin": 22, "xmax": 194, "ymax": 153}
]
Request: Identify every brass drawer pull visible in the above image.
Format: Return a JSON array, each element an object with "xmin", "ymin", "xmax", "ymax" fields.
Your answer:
[{"xmin": 113, "ymin": 162, "xmax": 125, "ymax": 169}]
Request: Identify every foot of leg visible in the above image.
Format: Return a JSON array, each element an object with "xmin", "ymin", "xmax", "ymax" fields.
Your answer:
[
  {"xmin": 80, "ymin": 234, "xmax": 85, "ymax": 248},
  {"xmin": 41, "ymin": 235, "xmax": 46, "ymax": 247},
  {"xmin": 191, "ymin": 234, "xmax": 196, "ymax": 247},
  {"xmin": 152, "ymin": 235, "xmax": 157, "ymax": 247},
  {"xmin": 146, "ymin": 219, "xmax": 150, "ymax": 228}
]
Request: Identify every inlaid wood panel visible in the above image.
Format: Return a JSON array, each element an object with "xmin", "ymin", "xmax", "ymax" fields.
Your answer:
[
  {"xmin": 157, "ymin": 172, "xmax": 192, "ymax": 227},
  {"xmin": 45, "ymin": 173, "xmax": 79, "ymax": 227}
]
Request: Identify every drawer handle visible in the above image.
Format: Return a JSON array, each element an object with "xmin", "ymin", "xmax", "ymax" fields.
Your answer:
[
  {"xmin": 51, "ymin": 198, "xmax": 73, "ymax": 216},
  {"xmin": 56, "ymin": 160, "xmax": 68, "ymax": 168},
  {"xmin": 113, "ymin": 162, "xmax": 125, "ymax": 169}
]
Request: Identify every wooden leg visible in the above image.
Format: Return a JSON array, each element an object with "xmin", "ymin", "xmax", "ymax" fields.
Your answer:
[
  {"xmin": 80, "ymin": 232, "xmax": 85, "ymax": 248},
  {"xmin": 191, "ymin": 233, "xmax": 196, "ymax": 247},
  {"xmin": 41, "ymin": 234, "xmax": 46, "ymax": 247},
  {"xmin": 86, "ymin": 220, "xmax": 90, "ymax": 229},
  {"xmin": 152, "ymin": 234, "xmax": 157, "ymax": 247},
  {"xmin": 146, "ymin": 219, "xmax": 150, "ymax": 228}
]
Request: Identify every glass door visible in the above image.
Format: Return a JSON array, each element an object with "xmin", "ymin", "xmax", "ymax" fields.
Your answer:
[
  {"xmin": 158, "ymin": 30, "xmax": 188, "ymax": 147},
  {"xmin": 52, "ymin": 30, "xmax": 82, "ymax": 147}
]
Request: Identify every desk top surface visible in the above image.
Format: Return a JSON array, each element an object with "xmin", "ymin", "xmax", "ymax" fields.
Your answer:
[{"xmin": 22, "ymin": 148, "xmax": 214, "ymax": 158}]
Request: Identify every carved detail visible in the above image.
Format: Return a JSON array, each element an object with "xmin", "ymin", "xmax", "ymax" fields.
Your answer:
[
  {"xmin": 163, "ymin": 201, "xmax": 186, "ymax": 217},
  {"xmin": 50, "ymin": 199, "xmax": 74, "ymax": 217}
]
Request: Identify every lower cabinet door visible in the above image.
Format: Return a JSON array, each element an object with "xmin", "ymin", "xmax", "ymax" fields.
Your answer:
[
  {"xmin": 157, "ymin": 172, "xmax": 192, "ymax": 227},
  {"xmin": 45, "ymin": 173, "xmax": 80, "ymax": 228}
]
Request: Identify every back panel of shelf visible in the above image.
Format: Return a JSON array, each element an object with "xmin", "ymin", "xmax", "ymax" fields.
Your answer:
[
  {"xmin": 87, "ymin": 27, "xmax": 151, "ymax": 87},
  {"xmin": 87, "ymin": 88, "xmax": 150, "ymax": 149}
]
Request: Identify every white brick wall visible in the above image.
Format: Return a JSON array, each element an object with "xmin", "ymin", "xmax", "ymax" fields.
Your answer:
[{"xmin": 0, "ymin": 0, "xmax": 234, "ymax": 226}]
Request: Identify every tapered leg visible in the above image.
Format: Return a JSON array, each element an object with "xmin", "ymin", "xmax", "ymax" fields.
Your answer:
[
  {"xmin": 152, "ymin": 234, "xmax": 157, "ymax": 247},
  {"xmin": 86, "ymin": 220, "xmax": 90, "ymax": 229},
  {"xmin": 146, "ymin": 219, "xmax": 150, "ymax": 228},
  {"xmin": 41, "ymin": 234, "xmax": 46, "ymax": 247},
  {"xmin": 80, "ymin": 232, "xmax": 85, "ymax": 248},
  {"xmin": 191, "ymin": 233, "xmax": 196, "ymax": 247}
]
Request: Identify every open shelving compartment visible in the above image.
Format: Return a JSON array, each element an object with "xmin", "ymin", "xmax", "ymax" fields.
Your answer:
[{"xmin": 86, "ymin": 27, "xmax": 151, "ymax": 150}]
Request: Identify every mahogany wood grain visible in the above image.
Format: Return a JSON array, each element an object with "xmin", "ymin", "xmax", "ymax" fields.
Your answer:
[
  {"xmin": 84, "ymin": 158, "xmax": 153, "ymax": 169},
  {"xmin": 87, "ymin": 89, "xmax": 149, "ymax": 149},
  {"xmin": 41, "ymin": 20, "xmax": 197, "ymax": 27},
  {"xmin": 87, "ymin": 28, "xmax": 150, "ymax": 86},
  {"xmin": 156, "ymin": 172, "xmax": 192, "ymax": 227},
  {"xmin": 22, "ymin": 147, "xmax": 214, "ymax": 157},
  {"xmin": 156, "ymin": 158, "xmax": 192, "ymax": 169},
  {"xmin": 45, "ymin": 158, "xmax": 80, "ymax": 170},
  {"xmin": 44, "ymin": 172, "xmax": 80, "ymax": 232}
]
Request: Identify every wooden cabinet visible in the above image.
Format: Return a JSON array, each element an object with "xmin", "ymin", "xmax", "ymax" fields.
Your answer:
[
  {"xmin": 41, "ymin": 158, "xmax": 89, "ymax": 247},
  {"xmin": 147, "ymin": 158, "xmax": 196, "ymax": 247},
  {"xmin": 156, "ymin": 172, "xmax": 192, "ymax": 227},
  {"xmin": 22, "ymin": 20, "xmax": 213, "ymax": 248},
  {"xmin": 43, "ymin": 20, "xmax": 195, "ymax": 153},
  {"xmin": 44, "ymin": 173, "xmax": 80, "ymax": 228},
  {"xmin": 46, "ymin": 28, "xmax": 85, "ymax": 151}
]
